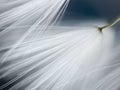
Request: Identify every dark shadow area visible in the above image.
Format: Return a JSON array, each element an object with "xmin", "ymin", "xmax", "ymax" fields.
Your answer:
[{"xmin": 62, "ymin": 0, "xmax": 120, "ymax": 22}]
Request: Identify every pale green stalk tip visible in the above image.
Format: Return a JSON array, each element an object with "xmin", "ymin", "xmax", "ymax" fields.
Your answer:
[{"xmin": 98, "ymin": 17, "xmax": 120, "ymax": 32}]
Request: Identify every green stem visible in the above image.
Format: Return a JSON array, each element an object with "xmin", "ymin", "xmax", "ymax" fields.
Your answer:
[{"xmin": 98, "ymin": 17, "xmax": 120, "ymax": 32}]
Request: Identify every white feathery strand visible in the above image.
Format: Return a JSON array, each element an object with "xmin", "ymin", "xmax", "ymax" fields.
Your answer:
[{"xmin": 0, "ymin": 0, "xmax": 70, "ymax": 63}]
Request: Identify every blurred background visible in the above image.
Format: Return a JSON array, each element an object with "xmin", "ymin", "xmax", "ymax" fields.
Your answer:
[{"xmin": 62, "ymin": 0, "xmax": 120, "ymax": 22}]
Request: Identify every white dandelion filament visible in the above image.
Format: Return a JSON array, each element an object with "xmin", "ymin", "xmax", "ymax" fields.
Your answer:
[
  {"xmin": 0, "ymin": 0, "xmax": 70, "ymax": 63},
  {"xmin": 0, "ymin": 0, "xmax": 120, "ymax": 90}
]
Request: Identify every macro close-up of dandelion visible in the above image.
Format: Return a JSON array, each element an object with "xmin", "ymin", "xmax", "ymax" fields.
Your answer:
[{"xmin": 0, "ymin": 0, "xmax": 120, "ymax": 90}]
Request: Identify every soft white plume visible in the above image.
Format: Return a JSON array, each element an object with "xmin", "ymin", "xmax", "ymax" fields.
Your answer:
[{"xmin": 0, "ymin": 0, "xmax": 120, "ymax": 90}]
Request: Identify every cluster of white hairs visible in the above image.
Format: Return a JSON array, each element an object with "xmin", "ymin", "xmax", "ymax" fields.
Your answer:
[
  {"xmin": 0, "ymin": 0, "xmax": 70, "ymax": 63},
  {"xmin": 0, "ymin": 0, "xmax": 120, "ymax": 90}
]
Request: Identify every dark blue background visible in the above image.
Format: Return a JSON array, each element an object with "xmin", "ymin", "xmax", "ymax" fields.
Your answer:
[{"xmin": 63, "ymin": 0, "xmax": 120, "ymax": 21}]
